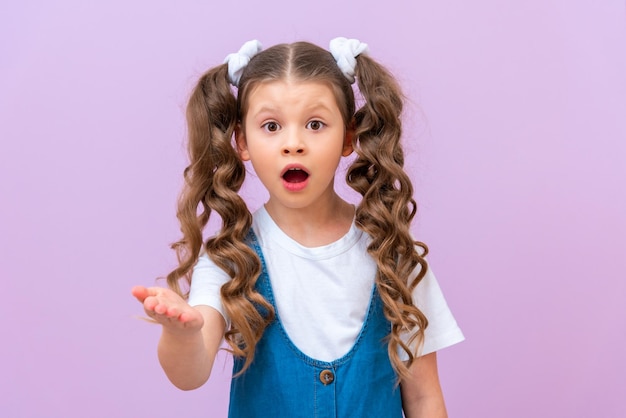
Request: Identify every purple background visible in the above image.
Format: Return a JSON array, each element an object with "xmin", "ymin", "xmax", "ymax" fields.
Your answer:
[{"xmin": 1, "ymin": 1, "xmax": 625, "ymax": 417}]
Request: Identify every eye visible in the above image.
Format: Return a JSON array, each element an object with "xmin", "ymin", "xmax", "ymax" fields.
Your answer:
[
  {"xmin": 306, "ymin": 120, "xmax": 325, "ymax": 131},
  {"xmin": 262, "ymin": 121, "xmax": 280, "ymax": 132}
]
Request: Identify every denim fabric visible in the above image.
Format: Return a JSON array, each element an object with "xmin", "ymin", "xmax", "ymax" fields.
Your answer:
[{"xmin": 228, "ymin": 230, "xmax": 402, "ymax": 417}]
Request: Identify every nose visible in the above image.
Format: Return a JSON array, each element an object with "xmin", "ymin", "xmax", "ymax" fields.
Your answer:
[{"xmin": 282, "ymin": 130, "xmax": 305, "ymax": 155}]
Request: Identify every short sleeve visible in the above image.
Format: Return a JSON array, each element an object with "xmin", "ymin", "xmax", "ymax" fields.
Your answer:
[
  {"xmin": 188, "ymin": 253, "xmax": 231, "ymax": 323},
  {"xmin": 399, "ymin": 265, "xmax": 465, "ymax": 359}
]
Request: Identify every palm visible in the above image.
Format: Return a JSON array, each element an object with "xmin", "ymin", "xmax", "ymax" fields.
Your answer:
[{"xmin": 131, "ymin": 286, "xmax": 204, "ymax": 332}]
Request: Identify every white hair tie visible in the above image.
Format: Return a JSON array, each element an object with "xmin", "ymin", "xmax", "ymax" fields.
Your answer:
[
  {"xmin": 223, "ymin": 40, "xmax": 263, "ymax": 87},
  {"xmin": 329, "ymin": 37, "xmax": 369, "ymax": 84}
]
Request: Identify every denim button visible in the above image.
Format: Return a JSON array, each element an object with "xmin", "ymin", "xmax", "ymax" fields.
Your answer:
[{"xmin": 320, "ymin": 369, "xmax": 334, "ymax": 385}]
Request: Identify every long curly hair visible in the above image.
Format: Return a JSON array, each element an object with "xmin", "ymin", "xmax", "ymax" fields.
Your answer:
[{"xmin": 166, "ymin": 41, "xmax": 429, "ymax": 379}]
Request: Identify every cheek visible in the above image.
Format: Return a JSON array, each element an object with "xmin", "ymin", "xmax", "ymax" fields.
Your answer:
[
  {"xmin": 246, "ymin": 145, "xmax": 273, "ymax": 173},
  {"xmin": 245, "ymin": 140, "xmax": 270, "ymax": 160}
]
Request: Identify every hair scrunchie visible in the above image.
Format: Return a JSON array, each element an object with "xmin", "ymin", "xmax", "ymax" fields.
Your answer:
[
  {"xmin": 223, "ymin": 40, "xmax": 263, "ymax": 87},
  {"xmin": 329, "ymin": 37, "xmax": 369, "ymax": 84}
]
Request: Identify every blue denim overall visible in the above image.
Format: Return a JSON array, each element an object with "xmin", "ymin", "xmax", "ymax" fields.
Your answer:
[{"xmin": 228, "ymin": 230, "xmax": 403, "ymax": 418}]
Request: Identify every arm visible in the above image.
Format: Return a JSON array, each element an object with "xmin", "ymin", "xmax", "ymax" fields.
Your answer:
[
  {"xmin": 132, "ymin": 286, "xmax": 226, "ymax": 390},
  {"xmin": 400, "ymin": 352, "xmax": 448, "ymax": 418}
]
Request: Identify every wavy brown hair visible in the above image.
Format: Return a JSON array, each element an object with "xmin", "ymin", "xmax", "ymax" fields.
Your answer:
[{"xmin": 166, "ymin": 41, "xmax": 429, "ymax": 379}]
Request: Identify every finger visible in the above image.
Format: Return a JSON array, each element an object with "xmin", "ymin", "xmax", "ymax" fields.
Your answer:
[
  {"xmin": 153, "ymin": 301, "xmax": 177, "ymax": 316},
  {"xmin": 152, "ymin": 302, "xmax": 165, "ymax": 315},
  {"xmin": 178, "ymin": 311, "xmax": 195, "ymax": 324},
  {"xmin": 165, "ymin": 305, "xmax": 183, "ymax": 319},
  {"xmin": 131, "ymin": 285, "xmax": 149, "ymax": 302},
  {"xmin": 133, "ymin": 286, "xmax": 165, "ymax": 301},
  {"xmin": 142, "ymin": 295, "xmax": 154, "ymax": 311}
]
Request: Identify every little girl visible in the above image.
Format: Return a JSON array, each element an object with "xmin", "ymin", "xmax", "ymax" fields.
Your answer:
[{"xmin": 132, "ymin": 37, "xmax": 464, "ymax": 418}]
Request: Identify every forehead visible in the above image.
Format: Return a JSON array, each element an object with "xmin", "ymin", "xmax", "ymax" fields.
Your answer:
[
  {"xmin": 244, "ymin": 80, "xmax": 343, "ymax": 116},
  {"xmin": 250, "ymin": 80, "xmax": 336, "ymax": 104}
]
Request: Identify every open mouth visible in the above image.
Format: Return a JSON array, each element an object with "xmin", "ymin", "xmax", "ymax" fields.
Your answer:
[{"xmin": 282, "ymin": 168, "xmax": 309, "ymax": 183}]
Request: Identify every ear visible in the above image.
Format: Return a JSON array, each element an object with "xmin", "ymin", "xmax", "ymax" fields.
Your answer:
[
  {"xmin": 342, "ymin": 121, "xmax": 355, "ymax": 157},
  {"xmin": 235, "ymin": 124, "xmax": 250, "ymax": 161}
]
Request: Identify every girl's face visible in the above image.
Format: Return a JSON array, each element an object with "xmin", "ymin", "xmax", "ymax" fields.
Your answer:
[{"xmin": 236, "ymin": 80, "xmax": 353, "ymax": 215}]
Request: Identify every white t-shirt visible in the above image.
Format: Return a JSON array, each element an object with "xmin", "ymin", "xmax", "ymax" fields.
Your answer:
[{"xmin": 188, "ymin": 206, "xmax": 464, "ymax": 362}]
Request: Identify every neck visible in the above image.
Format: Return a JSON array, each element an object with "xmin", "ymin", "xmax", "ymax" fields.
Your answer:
[{"xmin": 264, "ymin": 194, "xmax": 355, "ymax": 247}]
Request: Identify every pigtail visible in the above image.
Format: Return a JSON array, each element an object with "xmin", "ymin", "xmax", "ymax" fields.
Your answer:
[
  {"xmin": 348, "ymin": 55, "xmax": 429, "ymax": 380},
  {"xmin": 166, "ymin": 64, "xmax": 273, "ymax": 374}
]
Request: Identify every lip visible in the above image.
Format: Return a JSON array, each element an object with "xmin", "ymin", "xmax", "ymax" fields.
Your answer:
[
  {"xmin": 280, "ymin": 163, "xmax": 310, "ymax": 178},
  {"xmin": 281, "ymin": 163, "xmax": 310, "ymax": 192}
]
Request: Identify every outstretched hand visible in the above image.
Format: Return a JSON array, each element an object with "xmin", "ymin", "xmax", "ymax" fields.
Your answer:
[{"xmin": 131, "ymin": 286, "xmax": 204, "ymax": 333}]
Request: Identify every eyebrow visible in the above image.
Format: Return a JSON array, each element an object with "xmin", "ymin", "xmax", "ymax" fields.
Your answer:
[
  {"xmin": 305, "ymin": 102, "xmax": 335, "ymax": 113},
  {"xmin": 251, "ymin": 105, "xmax": 280, "ymax": 115}
]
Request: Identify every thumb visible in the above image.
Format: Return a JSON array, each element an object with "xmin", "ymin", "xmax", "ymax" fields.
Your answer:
[{"xmin": 131, "ymin": 285, "xmax": 152, "ymax": 302}]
